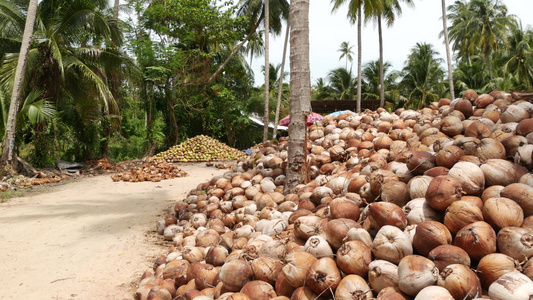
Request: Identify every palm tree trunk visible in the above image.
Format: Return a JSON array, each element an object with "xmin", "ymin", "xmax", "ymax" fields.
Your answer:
[
  {"xmin": 356, "ymin": 2, "xmax": 362, "ymax": 113},
  {"xmin": 345, "ymin": 56, "xmax": 348, "ymax": 70},
  {"xmin": 208, "ymin": 16, "xmax": 264, "ymax": 84},
  {"xmin": 486, "ymin": 52, "xmax": 493, "ymax": 80},
  {"xmin": 442, "ymin": 0, "xmax": 455, "ymax": 100},
  {"xmin": 165, "ymin": 83, "xmax": 179, "ymax": 146},
  {"xmin": 285, "ymin": 0, "xmax": 311, "ymax": 194},
  {"xmin": 273, "ymin": 23, "xmax": 290, "ymax": 139},
  {"xmin": 263, "ymin": 0, "xmax": 270, "ymax": 143},
  {"xmin": 1, "ymin": 0, "xmax": 38, "ymax": 170},
  {"xmin": 378, "ymin": 15, "xmax": 385, "ymax": 108},
  {"xmin": 113, "ymin": 0, "xmax": 120, "ymax": 19}
]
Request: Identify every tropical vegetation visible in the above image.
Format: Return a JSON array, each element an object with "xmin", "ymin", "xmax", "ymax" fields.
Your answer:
[{"xmin": 0, "ymin": 0, "xmax": 532, "ymax": 170}]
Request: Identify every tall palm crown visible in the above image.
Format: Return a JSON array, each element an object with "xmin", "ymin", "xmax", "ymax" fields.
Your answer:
[
  {"xmin": 237, "ymin": 0, "xmax": 289, "ymax": 36},
  {"xmin": 454, "ymin": 56, "xmax": 489, "ymax": 91},
  {"xmin": 499, "ymin": 24, "xmax": 533, "ymax": 90},
  {"xmin": 447, "ymin": 0, "xmax": 517, "ymax": 79},
  {"xmin": 361, "ymin": 60, "xmax": 395, "ymax": 99},
  {"xmin": 331, "ymin": 0, "xmax": 378, "ymax": 23},
  {"xmin": 331, "ymin": 0, "xmax": 381, "ymax": 112},
  {"xmin": 328, "ymin": 67, "xmax": 356, "ymax": 100},
  {"xmin": 338, "ymin": 41, "xmax": 354, "ymax": 69},
  {"xmin": 401, "ymin": 42, "xmax": 445, "ymax": 110},
  {"xmin": 368, "ymin": 0, "xmax": 413, "ymax": 107}
]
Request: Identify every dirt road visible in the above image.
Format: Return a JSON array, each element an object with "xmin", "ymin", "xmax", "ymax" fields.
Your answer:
[{"xmin": 0, "ymin": 163, "xmax": 227, "ymax": 300}]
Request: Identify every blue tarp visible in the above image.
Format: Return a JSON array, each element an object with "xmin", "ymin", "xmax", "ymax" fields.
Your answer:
[{"xmin": 328, "ymin": 110, "xmax": 353, "ymax": 117}]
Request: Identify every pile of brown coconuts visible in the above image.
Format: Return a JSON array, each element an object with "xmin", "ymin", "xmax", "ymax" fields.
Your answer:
[
  {"xmin": 111, "ymin": 161, "xmax": 188, "ymax": 182},
  {"xmin": 136, "ymin": 89, "xmax": 533, "ymax": 300}
]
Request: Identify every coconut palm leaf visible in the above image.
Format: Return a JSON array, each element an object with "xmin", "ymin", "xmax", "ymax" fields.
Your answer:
[
  {"xmin": 19, "ymin": 89, "xmax": 56, "ymax": 124},
  {"xmin": 237, "ymin": 0, "xmax": 289, "ymax": 36},
  {"xmin": 0, "ymin": 0, "xmax": 25, "ymax": 34},
  {"xmin": 328, "ymin": 67, "xmax": 356, "ymax": 100},
  {"xmin": 447, "ymin": 0, "xmax": 517, "ymax": 79},
  {"xmin": 338, "ymin": 41, "xmax": 354, "ymax": 69},
  {"xmin": 483, "ymin": 73, "xmax": 516, "ymax": 92},
  {"xmin": 0, "ymin": 52, "xmax": 17, "ymax": 94},
  {"xmin": 498, "ymin": 25, "xmax": 533, "ymax": 90},
  {"xmin": 63, "ymin": 56, "xmax": 115, "ymax": 114},
  {"xmin": 49, "ymin": 36, "xmax": 65, "ymax": 80},
  {"xmin": 453, "ymin": 56, "xmax": 489, "ymax": 92},
  {"xmin": 400, "ymin": 43, "xmax": 445, "ymax": 109}
]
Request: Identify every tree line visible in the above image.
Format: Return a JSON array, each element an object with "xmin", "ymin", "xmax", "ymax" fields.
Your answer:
[
  {"xmin": 0, "ymin": 0, "xmax": 531, "ymax": 173},
  {"xmin": 315, "ymin": 0, "xmax": 532, "ymax": 111}
]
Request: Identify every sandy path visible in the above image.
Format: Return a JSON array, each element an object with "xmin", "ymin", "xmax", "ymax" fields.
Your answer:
[{"xmin": 0, "ymin": 163, "xmax": 228, "ymax": 300}]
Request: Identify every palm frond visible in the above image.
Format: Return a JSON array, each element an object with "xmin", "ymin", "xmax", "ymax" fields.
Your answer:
[
  {"xmin": 19, "ymin": 89, "xmax": 56, "ymax": 124},
  {"xmin": 49, "ymin": 36, "xmax": 65, "ymax": 81},
  {"xmin": 63, "ymin": 56, "xmax": 115, "ymax": 114},
  {"xmin": 0, "ymin": 0, "xmax": 25, "ymax": 34},
  {"xmin": 0, "ymin": 52, "xmax": 17, "ymax": 93}
]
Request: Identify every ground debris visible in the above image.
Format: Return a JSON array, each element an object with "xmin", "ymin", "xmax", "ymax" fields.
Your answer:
[{"xmin": 110, "ymin": 161, "xmax": 188, "ymax": 183}]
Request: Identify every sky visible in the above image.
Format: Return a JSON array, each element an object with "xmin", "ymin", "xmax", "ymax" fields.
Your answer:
[{"xmin": 250, "ymin": 0, "xmax": 533, "ymax": 87}]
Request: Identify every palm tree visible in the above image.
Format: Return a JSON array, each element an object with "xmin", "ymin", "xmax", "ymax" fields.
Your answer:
[
  {"xmin": 286, "ymin": 0, "xmax": 311, "ymax": 193},
  {"xmin": 442, "ymin": 0, "xmax": 455, "ymax": 100},
  {"xmin": 470, "ymin": 0, "xmax": 517, "ymax": 80},
  {"xmin": 313, "ymin": 78, "xmax": 335, "ymax": 100},
  {"xmin": 331, "ymin": 0, "xmax": 381, "ymax": 113},
  {"xmin": 454, "ymin": 56, "xmax": 489, "ymax": 92},
  {"xmin": 242, "ymin": 31, "xmax": 265, "ymax": 67},
  {"xmin": 499, "ymin": 24, "xmax": 533, "ymax": 90},
  {"xmin": 369, "ymin": 0, "xmax": 413, "ymax": 108},
  {"xmin": 328, "ymin": 67, "xmax": 356, "ymax": 100},
  {"xmin": 273, "ymin": 23, "xmax": 289, "ymax": 139},
  {"xmin": 448, "ymin": 0, "xmax": 517, "ymax": 80},
  {"xmin": 1, "ymin": 0, "xmax": 38, "ymax": 168},
  {"xmin": 261, "ymin": 63, "xmax": 288, "ymax": 94},
  {"xmin": 236, "ymin": 0, "xmax": 289, "ymax": 142},
  {"xmin": 447, "ymin": 0, "xmax": 475, "ymax": 65},
  {"xmin": 362, "ymin": 60, "xmax": 392, "ymax": 99},
  {"xmin": 208, "ymin": 0, "xmax": 289, "ymax": 84},
  {"xmin": 263, "ymin": 0, "xmax": 270, "ymax": 142},
  {"xmin": 400, "ymin": 43, "xmax": 445, "ymax": 110},
  {"xmin": 0, "ymin": 0, "xmax": 128, "ymax": 161},
  {"xmin": 338, "ymin": 41, "xmax": 354, "ymax": 69}
]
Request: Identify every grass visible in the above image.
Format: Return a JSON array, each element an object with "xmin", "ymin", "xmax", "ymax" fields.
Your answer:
[{"xmin": 0, "ymin": 190, "xmax": 24, "ymax": 202}]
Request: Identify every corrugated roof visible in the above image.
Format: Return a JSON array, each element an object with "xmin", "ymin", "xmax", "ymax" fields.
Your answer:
[{"xmin": 247, "ymin": 114, "xmax": 288, "ymax": 131}]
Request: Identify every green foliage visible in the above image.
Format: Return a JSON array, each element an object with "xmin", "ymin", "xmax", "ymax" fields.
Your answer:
[
  {"xmin": 108, "ymin": 93, "xmax": 166, "ymax": 161},
  {"xmin": 361, "ymin": 60, "xmax": 400, "ymax": 100},
  {"xmin": 0, "ymin": 0, "xmax": 129, "ymax": 164},
  {"xmin": 6, "ymin": 0, "xmax": 533, "ymax": 168},
  {"xmin": 328, "ymin": 67, "xmax": 357, "ymax": 100},
  {"xmin": 400, "ymin": 43, "xmax": 446, "ymax": 110},
  {"xmin": 338, "ymin": 41, "xmax": 354, "ymax": 69},
  {"xmin": 447, "ymin": 0, "xmax": 517, "ymax": 79},
  {"xmin": 454, "ymin": 56, "xmax": 489, "ymax": 92},
  {"xmin": 497, "ymin": 24, "xmax": 533, "ymax": 90},
  {"xmin": 312, "ymin": 78, "xmax": 336, "ymax": 100},
  {"xmin": 143, "ymin": 0, "xmax": 248, "ymax": 47},
  {"xmin": 0, "ymin": 189, "xmax": 23, "ymax": 202}
]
